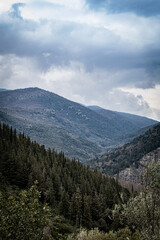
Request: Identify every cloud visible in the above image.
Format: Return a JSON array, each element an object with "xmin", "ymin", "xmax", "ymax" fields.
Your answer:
[
  {"xmin": 41, "ymin": 63, "xmax": 158, "ymax": 120},
  {"xmin": 0, "ymin": 53, "xmax": 159, "ymax": 120},
  {"xmin": 10, "ymin": 3, "xmax": 25, "ymax": 19},
  {"xmin": 121, "ymin": 85, "xmax": 160, "ymax": 111},
  {"xmin": 0, "ymin": 54, "xmax": 42, "ymax": 89},
  {"xmin": 0, "ymin": 0, "xmax": 29, "ymax": 13},
  {"xmin": 86, "ymin": 0, "xmax": 160, "ymax": 17},
  {"xmin": 46, "ymin": 0, "xmax": 86, "ymax": 10},
  {"xmin": 0, "ymin": 0, "xmax": 159, "ymax": 120},
  {"xmin": 1, "ymin": 3, "xmax": 160, "ymax": 88},
  {"xmin": 41, "ymin": 62, "xmax": 159, "ymax": 120},
  {"xmin": 0, "ymin": 55, "xmax": 153, "ymax": 117}
]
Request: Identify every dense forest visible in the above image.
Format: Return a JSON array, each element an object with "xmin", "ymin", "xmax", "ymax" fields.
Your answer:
[
  {"xmin": 0, "ymin": 122, "xmax": 130, "ymax": 238},
  {"xmin": 0, "ymin": 122, "xmax": 160, "ymax": 239}
]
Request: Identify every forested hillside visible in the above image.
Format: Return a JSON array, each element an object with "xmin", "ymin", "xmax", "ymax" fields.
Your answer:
[
  {"xmin": 1, "ymin": 122, "xmax": 160, "ymax": 239},
  {"xmin": 0, "ymin": 122, "xmax": 130, "ymax": 234},
  {"xmin": 90, "ymin": 123, "xmax": 160, "ymax": 176}
]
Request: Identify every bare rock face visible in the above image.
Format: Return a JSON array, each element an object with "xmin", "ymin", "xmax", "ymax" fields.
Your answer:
[
  {"xmin": 118, "ymin": 147, "xmax": 160, "ymax": 183},
  {"xmin": 118, "ymin": 166, "xmax": 141, "ymax": 183}
]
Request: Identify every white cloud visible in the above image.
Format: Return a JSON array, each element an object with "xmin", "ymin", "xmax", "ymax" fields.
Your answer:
[
  {"xmin": 46, "ymin": 0, "xmax": 86, "ymax": 10},
  {"xmin": 121, "ymin": 85, "xmax": 160, "ymax": 120},
  {"xmin": 40, "ymin": 62, "xmax": 158, "ymax": 119},
  {"xmin": 20, "ymin": 0, "xmax": 88, "ymax": 22},
  {"xmin": 20, "ymin": 1, "xmax": 160, "ymax": 50},
  {"xmin": 104, "ymin": 13, "xmax": 160, "ymax": 48},
  {"xmin": 0, "ymin": 1, "xmax": 159, "ymax": 121},
  {"xmin": 0, "ymin": 54, "xmax": 159, "ymax": 120},
  {"xmin": 0, "ymin": 0, "xmax": 32, "ymax": 14},
  {"xmin": 0, "ymin": 54, "xmax": 42, "ymax": 89}
]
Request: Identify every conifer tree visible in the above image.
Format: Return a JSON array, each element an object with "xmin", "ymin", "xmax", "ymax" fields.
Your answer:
[
  {"xmin": 83, "ymin": 194, "xmax": 92, "ymax": 228},
  {"xmin": 70, "ymin": 187, "xmax": 82, "ymax": 227}
]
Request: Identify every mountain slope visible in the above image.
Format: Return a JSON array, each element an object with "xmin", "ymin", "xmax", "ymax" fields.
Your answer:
[
  {"xmin": 0, "ymin": 122, "xmax": 130, "ymax": 232},
  {"xmin": 89, "ymin": 123, "xmax": 160, "ymax": 177},
  {"xmin": 0, "ymin": 87, "xmax": 157, "ymax": 162},
  {"xmin": 118, "ymin": 147, "xmax": 160, "ymax": 183},
  {"xmin": 88, "ymin": 105, "xmax": 158, "ymax": 129},
  {"xmin": 0, "ymin": 88, "xmax": 8, "ymax": 92}
]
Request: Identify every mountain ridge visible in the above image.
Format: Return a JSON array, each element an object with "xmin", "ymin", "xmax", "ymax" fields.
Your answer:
[
  {"xmin": 0, "ymin": 87, "xmax": 157, "ymax": 162},
  {"xmin": 88, "ymin": 105, "xmax": 158, "ymax": 129}
]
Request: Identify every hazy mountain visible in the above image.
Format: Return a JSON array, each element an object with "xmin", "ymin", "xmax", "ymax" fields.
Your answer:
[
  {"xmin": 0, "ymin": 87, "xmax": 157, "ymax": 162},
  {"xmin": 89, "ymin": 123, "xmax": 160, "ymax": 179},
  {"xmin": 0, "ymin": 88, "xmax": 8, "ymax": 92},
  {"xmin": 88, "ymin": 105, "xmax": 158, "ymax": 129}
]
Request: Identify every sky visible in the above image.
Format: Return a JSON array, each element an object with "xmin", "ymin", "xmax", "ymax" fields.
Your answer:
[{"xmin": 0, "ymin": 0, "xmax": 160, "ymax": 120}]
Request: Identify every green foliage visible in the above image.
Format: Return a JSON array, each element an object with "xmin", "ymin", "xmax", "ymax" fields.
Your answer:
[
  {"xmin": 0, "ymin": 122, "xmax": 130, "ymax": 232},
  {"xmin": 1, "ymin": 121, "xmax": 158, "ymax": 239},
  {"xmin": 0, "ymin": 181, "xmax": 53, "ymax": 240},
  {"xmin": 52, "ymin": 215, "xmax": 74, "ymax": 239},
  {"xmin": 67, "ymin": 227, "xmax": 142, "ymax": 240},
  {"xmin": 113, "ymin": 160, "xmax": 160, "ymax": 240},
  {"xmin": 67, "ymin": 228, "xmax": 107, "ymax": 240}
]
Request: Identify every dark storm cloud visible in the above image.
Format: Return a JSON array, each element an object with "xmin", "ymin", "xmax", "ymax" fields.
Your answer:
[
  {"xmin": 0, "ymin": 11, "xmax": 37, "ymax": 55},
  {"xmin": 86, "ymin": 0, "xmax": 160, "ymax": 17},
  {"xmin": 0, "ymin": 14, "xmax": 71, "ymax": 70},
  {"xmin": 0, "ymin": 1, "xmax": 160, "ymax": 90}
]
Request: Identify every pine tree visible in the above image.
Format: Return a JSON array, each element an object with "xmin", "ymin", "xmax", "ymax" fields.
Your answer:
[
  {"xmin": 59, "ymin": 191, "xmax": 70, "ymax": 218},
  {"xmin": 83, "ymin": 194, "xmax": 92, "ymax": 228},
  {"xmin": 70, "ymin": 187, "xmax": 82, "ymax": 227}
]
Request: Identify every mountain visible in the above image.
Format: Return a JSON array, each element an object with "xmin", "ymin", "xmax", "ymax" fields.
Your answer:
[
  {"xmin": 88, "ymin": 105, "xmax": 158, "ymax": 129},
  {"xmin": 0, "ymin": 87, "xmax": 157, "ymax": 162},
  {"xmin": 89, "ymin": 123, "xmax": 160, "ymax": 181},
  {"xmin": 0, "ymin": 88, "xmax": 8, "ymax": 92}
]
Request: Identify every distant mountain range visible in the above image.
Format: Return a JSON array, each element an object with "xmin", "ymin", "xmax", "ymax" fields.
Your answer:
[
  {"xmin": 0, "ymin": 88, "xmax": 7, "ymax": 92},
  {"xmin": 89, "ymin": 123, "xmax": 160, "ymax": 182},
  {"xmin": 88, "ymin": 105, "xmax": 157, "ymax": 129},
  {"xmin": 0, "ymin": 87, "xmax": 158, "ymax": 162}
]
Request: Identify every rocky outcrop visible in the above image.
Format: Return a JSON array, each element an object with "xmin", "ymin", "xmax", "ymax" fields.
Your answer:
[{"xmin": 118, "ymin": 147, "xmax": 160, "ymax": 183}]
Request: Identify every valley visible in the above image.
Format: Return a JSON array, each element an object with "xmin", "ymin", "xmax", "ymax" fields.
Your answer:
[
  {"xmin": 89, "ymin": 123, "xmax": 160, "ymax": 182},
  {"xmin": 0, "ymin": 87, "xmax": 157, "ymax": 163},
  {"xmin": 0, "ymin": 87, "xmax": 160, "ymax": 240}
]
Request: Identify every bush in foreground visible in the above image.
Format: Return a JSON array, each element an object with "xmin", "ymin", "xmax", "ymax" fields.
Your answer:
[
  {"xmin": 0, "ymin": 181, "xmax": 54, "ymax": 240},
  {"xmin": 67, "ymin": 227, "xmax": 142, "ymax": 240}
]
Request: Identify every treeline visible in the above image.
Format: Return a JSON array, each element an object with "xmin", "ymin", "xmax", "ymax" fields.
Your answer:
[{"xmin": 0, "ymin": 122, "xmax": 130, "ymax": 232}]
